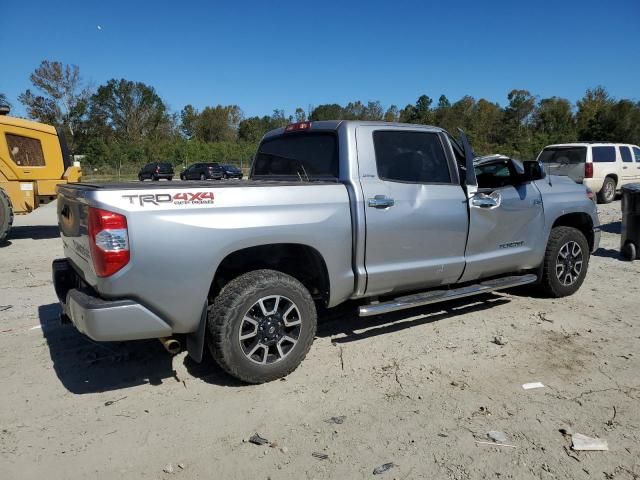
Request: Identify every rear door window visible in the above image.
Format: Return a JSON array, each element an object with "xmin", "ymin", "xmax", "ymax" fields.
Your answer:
[
  {"xmin": 592, "ymin": 146, "xmax": 616, "ymax": 162},
  {"xmin": 632, "ymin": 147, "xmax": 640, "ymax": 162},
  {"xmin": 253, "ymin": 132, "xmax": 338, "ymax": 179},
  {"xmin": 373, "ymin": 131, "xmax": 452, "ymax": 184},
  {"xmin": 620, "ymin": 146, "xmax": 633, "ymax": 163}
]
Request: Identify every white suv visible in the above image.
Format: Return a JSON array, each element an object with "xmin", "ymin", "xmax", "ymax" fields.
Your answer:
[{"xmin": 537, "ymin": 143, "xmax": 640, "ymax": 203}]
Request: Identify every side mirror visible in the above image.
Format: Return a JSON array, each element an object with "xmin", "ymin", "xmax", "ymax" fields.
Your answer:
[{"xmin": 522, "ymin": 160, "xmax": 545, "ymax": 181}]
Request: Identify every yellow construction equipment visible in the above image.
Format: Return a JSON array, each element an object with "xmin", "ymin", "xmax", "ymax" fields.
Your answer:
[{"xmin": 0, "ymin": 106, "xmax": 82, "ymax": 242}]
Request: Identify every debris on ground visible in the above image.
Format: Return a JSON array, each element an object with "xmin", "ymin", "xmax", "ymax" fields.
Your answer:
[
  {"xmin": 0, "ymin": 305, "xmax": 13, "ymax": 311},
  {"xmin": 104, "ymin": 396, "xmax": 127, "ymax": 407},
  {"xmin": 325, "ymin": 415, "xmax": 346, "ymax": 425},
  {"xmin": 537, "ymin": 312, "xmax": 555, "ymax": 323},
  {"xmin": 177, "ymin": 463, "xmax": 185, "ymax": 470},
  {"xmin": 522, "ymin": 382, "xmax": 545, "ymax": 390},
  {"xmin": 475, "ymin": 440, "xmax": 517, "ymax": 448},
  {"xmin": 492, "ymin": 335, "xmax": 508, "ymax": 346},
  {"xmin": 312, "ymin": 452, "xmax": 329, "ymax": 460},
  {"xmin": 571, "ymin": 433, "xmax": 609, "ymax": 451},
  {"xmin": 280, "ymin": 446, "xmax": 289, "ymax": 454},
  {"xmin": 248, "ymin": 433, "xmax": 270, "ymax": 446},
  {"xmin": 163, "ymin": 463, "xmax": 174, "ymax": 474},
  {"xmin": 373, "ymin": 463, "xmax": 396, "ymax": 475},
  {"xmin": 487, "ymin": 431, "xmax": 508, "ymax": 443}
]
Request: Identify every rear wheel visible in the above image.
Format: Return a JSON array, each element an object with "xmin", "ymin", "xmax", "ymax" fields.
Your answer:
[
  {"xmin": 0, "ymin": 189, "xmax": 14, "ymax": 244},
  {"xmin": 207, "ymin": 269, "xmax": 317, "ymax": 384},
  {"xmin": 168, "ymin": 177, "xmax": 173, "ymax": 181},
  {"xmin": 597, "ymin": 177, "xmax": 616, "ymax": 204},
  {"xmin": 152, "ymin": 174, "xmax": 159, "ymax": 181},
  {"xmin": 138, "ymin": 174, "xmax": 144, "ymax": 181},
  {"xmin": 539, "ymin": 226, "xmax": 589, "ymax": 297}
]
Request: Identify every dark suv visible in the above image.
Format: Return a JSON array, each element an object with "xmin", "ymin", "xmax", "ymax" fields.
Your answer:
[
  {"xmin": 138, "ymin": 162, "xmax": 174, "ymax": 181},
  {"xmin": 220, "ymin": 164, "xmax": 243, "ymax": 179},
  {"xmin": 180, "ymin": 163, "xmax": 224, "ymax": 181}
]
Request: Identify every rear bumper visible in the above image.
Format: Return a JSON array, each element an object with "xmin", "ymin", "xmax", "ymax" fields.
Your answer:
[
  {"xmin": 52, "ymin": 259, "xmax": 172, "ymax": 341},
  {"xmin": 584, "ymin": 177, "xmax": 605, "ymax": 193}
]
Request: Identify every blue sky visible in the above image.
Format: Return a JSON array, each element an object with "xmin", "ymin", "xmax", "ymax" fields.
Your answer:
[{"xmin": 1, "ymin": 0, "xmax": 638, "ymax": 118}]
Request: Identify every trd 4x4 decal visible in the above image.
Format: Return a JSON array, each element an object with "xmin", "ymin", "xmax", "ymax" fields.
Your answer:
[{"xmin": 123, "ymin": 192, "xmax": 215, "ymax": 206}]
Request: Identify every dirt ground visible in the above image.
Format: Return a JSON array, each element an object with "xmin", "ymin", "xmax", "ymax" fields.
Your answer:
[{"xmin": 1, "ymin": 199, "xmax": 639, "ymax": 480}]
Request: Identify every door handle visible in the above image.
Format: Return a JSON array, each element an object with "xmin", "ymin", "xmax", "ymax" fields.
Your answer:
[
  {"xmin": 623, "ymin": 166, "xmax": 628, "ymax": 169},
  {"xmin": 471, "ymin": 192, "xmax": 501, "ymax": 209},
  {"xmin": 368, "ymin": 195, "xmax": 395, "ymax": 209}
]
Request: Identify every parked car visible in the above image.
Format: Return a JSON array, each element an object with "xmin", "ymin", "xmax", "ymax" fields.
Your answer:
[
  {"xmin": 138, "ymin": 162, "xmax": 174, "ymax": 181},
  {"xmin": 53, "ymin": 120, "xmax": 599, "ymax": 384},
  {"xmin": 537, "ymin": 143, "xmax": 640, "ymax": 204},
  {"xmin": 220, "ymin": 164, "xmax": 243, "ymax": 179},
  {"xmin": 180, "ymin": 162, "xmax": 224, "ymax": 181}
]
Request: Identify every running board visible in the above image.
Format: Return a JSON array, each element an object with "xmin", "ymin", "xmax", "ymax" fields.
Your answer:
[{"xmin": 358, "ymin": 274, "xmax": 537, "ymax": 317}]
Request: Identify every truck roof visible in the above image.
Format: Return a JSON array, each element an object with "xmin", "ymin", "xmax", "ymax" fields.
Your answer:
[
  {"xmin": 0, "ymin": 115, "xmax": 58, "ymax": 135},
  {"xmin": 263, "ymin": 120, "xmax": 445, "ymax": 140}
]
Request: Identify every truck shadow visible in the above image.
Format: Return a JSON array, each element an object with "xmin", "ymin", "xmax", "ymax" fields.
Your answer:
[
  {"xmin": 40, "ymin": 294, "xmax": 510, "ymax": 392},
  {"xmin": 38, "ymin": 303, "xmax": 181, "ymax": 394},
  {"xmin": 185, "ymin": 293, "xmax": 510, "ymax": 386},
  {"xmin": 316, "ymin": 293, "xmax": 509, "ymax": 343},
  {"xmin": 599, "ymin": 221, "xmax": 621, "ymax": 234},
  {"xmin": 10, "ymin": 225, "xmax": 60, "ymax": 240}
]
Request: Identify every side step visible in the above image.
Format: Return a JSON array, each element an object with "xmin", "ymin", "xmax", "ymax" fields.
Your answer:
[{"xmin": 358, "ymin": 274, "xmax": 537, "ymax": 317}]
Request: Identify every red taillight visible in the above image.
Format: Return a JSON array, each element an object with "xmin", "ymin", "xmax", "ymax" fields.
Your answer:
[
  {"xmin": 284, "ymin": 121, "xmax": 312, "ymax": 132},
  {"xmin": 88, "ymin": 207, "xmax": 130, "ymax": 277},
  {"xmin": 585, "ymin": 162, "xmax": 593, "ymax": 178}
]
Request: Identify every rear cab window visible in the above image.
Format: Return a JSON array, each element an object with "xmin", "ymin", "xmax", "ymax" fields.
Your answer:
[
  {"xmin": 591, "ymin": 146, "xmax": 616, "ymax": 163},
  {"xmin": 252, "ymin": 132, "xmax": 338, "ymax": 180},
  {"xmin": 373, "ymin": 131, "xmax": 452, "ymax": 184},
  {"xmin": 620, "ymin": 146, "xmax": 633, "ymax": 163},
  {"xmin": 634, "ymin": 147, "xmax": 640, "ymax": 162}
]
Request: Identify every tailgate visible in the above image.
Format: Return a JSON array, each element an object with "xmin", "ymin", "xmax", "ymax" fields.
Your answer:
[{"xmin": 57, "ymin": 186, "xmax": 97, "ymax": 282}]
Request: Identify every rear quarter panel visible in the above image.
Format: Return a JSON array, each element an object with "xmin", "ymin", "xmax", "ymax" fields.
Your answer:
[{"xmin": 69, "ymin": 184, "xmax": 353, "ymax": 334}]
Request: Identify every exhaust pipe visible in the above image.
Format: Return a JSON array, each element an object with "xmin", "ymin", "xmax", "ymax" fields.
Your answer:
[{"xmin": 159, "ymin": 336, "xmax": 181, "ymax": 355}]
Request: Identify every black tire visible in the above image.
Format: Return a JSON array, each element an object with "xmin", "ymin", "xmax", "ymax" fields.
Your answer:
[
  {"xmin": 168, "ymin": 177, "xmax": 173, "ymax": 181},
  {"xmin": 138, "ymin": 174, "xmax": 144, "ymax": 182},
  {"xmin": 180, "ymin": 174, "xmax": 185, "ymax": 181},
  {"xmin": 622, "ymin": 241, "xmax": 637, "ymax": 261},
  {"xmin": 539, "ymin": 226, "xmax": 590, "ymax": 297},
  {"xmin": 0, "ymin": 189, "xmax": 14, "ymax": 244},
  {"xmin": 152, "ymin": 175, "xmax": 159, "ymax": 181},
  {"xmin": 207, "ymin": 269, "xmax": 317, "ymax": 384},
  {"xmin": 597, "ymin": 177, "xmax": 616, "ymax": 204}
]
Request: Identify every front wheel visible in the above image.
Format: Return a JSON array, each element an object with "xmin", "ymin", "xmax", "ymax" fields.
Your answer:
[
  {"xmin": 207, "ymin": 269, "xmax": 317, "ymax": 384},
  {"xmin": 138, "ymin": 174, "xmax": 144, "ymax": 181},
  {"xmin": 622, "ymin": 241, "xmax": 637, "ymax": 261},
  {"xmin": 539, "ymin": 226, "xmax": 589, "ymax": 297}
]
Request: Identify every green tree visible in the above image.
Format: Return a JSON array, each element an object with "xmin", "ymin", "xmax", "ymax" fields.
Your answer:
[
  {"xmin": 310, "ymin": 104, "xmax": 344, "ymax": 121},
  {"xmin": 194, "ymin": 105, "xmax": 243, "ymax": 142},
  {"xmin": 383, "ymin": 105, "xmax": 399, "ymax": 122},
  {"xmin": 0, "ymin": 93, "xmax": 10, "ymax": 109},
  {"xmin": 576, "ymin": 86, "xmax": 614, "ymax": 141},
  {"xmin": 180, "ymin": 104, "xmax": 199, "ymax": 138},
  {"xmin": 88, "ymin": 79, "xmax": 172, "ymax": 142},
  {"xmin": 532, "ymin": 97, "xmax": 576, "ymax": 144},
  {"xmin": 18, "ymin": 60, "xmax": 91, "ymax": 148},
  {"xmin": 294, "ymin": 107, "xmax": 306, "ymax": 122}
]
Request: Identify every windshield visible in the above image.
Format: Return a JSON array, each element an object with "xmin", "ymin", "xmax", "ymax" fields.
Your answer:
[
  {"xmin": 538, "ymin": 146, "xmax": 586, "ymax": 165},
  {"xmin": 252, "ymin": 132, "xmax": 338, "ymax": 180}
]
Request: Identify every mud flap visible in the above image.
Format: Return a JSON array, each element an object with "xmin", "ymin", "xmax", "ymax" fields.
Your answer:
[{"xmin": 186, "ymin": 303, "xmax": 208, "ymax": 363}]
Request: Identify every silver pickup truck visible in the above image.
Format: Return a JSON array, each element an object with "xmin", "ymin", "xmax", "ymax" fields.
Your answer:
[{"xmin": 53, "ymin": 121, "xmax": 600, "ymax": 383}]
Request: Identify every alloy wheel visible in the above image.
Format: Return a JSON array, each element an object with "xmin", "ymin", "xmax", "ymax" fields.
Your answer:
[
  {"xmin": 555, "ymin": 241, "xmax": 583, "ymax": 286},
  {"xmin": 238, "ymin": 295, "xmax": 302, "ymax": 365}
]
